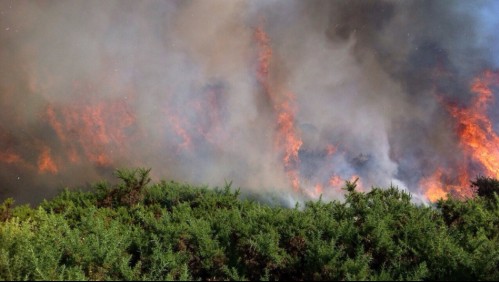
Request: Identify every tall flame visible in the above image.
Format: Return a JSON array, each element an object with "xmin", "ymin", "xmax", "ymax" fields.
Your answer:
[
  {"xmin": 255, "ymin": 26, "xmax": 303, "ymax": 191},
  {"xmin": 449, "ymin": 71, "xmax": 499, "ymax": 178},
  {"xmin": 275, "ymin": 93, "xmax": 303, "ymax": 191},
  {"xmin": 422, "ymin": 71, "xmax": 499, "ymax": 201}
]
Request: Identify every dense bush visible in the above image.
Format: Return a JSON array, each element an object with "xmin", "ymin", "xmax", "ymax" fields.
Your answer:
[
  {"xmin": 471, "ymin": 175, "xmax": 499, "ymax": 199},
  {"xmin": 0, "ymin": 169, "xmax": 497, "ymax": 280}
]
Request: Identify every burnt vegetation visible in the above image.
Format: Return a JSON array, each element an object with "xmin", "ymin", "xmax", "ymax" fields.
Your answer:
[{"xmin": 0, "ymin": 169, "xmax": 498, "ymax": 281}]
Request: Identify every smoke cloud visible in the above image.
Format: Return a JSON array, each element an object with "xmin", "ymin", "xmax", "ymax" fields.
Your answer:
[{"xmin": 1, "ymin": 0, "xmax": 499, "ymax": 204}]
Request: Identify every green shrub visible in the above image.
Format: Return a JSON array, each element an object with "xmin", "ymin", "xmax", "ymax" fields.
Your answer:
[
  {"xmin": 471, "ymin": 176, "xmax": 499, "ymax": 199},
  {"xmin": 0, "ymin": 168, "xmax": 497, "ymax": 280}
]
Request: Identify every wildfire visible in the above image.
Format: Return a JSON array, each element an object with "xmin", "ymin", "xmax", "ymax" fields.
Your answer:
[
  {"xmin": 328, "ymin": 175, "xmax": 343, "ymax": 188},
  {"xmin": 275, "ymin": 94, "xmax": 303, "ymax": 190},
  {"xmin": 420, "ymin": 169, "xmax": 450, "ymax": 201},
  {"xmin": 38, "ymin": 147, "xmax": 58, "ymax": 174},
  {"xmin": 421, "ymin": 167, "xmax": 471, "ymax": 201},
  {"xmin": 307, "ymin": 183, "xmax": 323, "ymax": 198},
  {"xmin": 167, "ymin": 114, "xmax": 192, "ymax": 151},
  {"xmin": 422, "ymin": 71, "xmax": 499, "ymax": 201},
  {"xmin": 448, "ymin": 71, "xmax": 499, "ymax": 178},
  {"xmin": 325, "ymin": 174, "xmax": 363, "ymax": 194},
  {"xmin": 161, "ymin": 85, "xmax": 227, "ymax": 153},
  {"xmin": 191, "ymin": 86, "xmax": 227, "ymax": 147},
  {"xmin": 255, "ymin": 27, "xmax": 272, "ymax": 91},
  {"xmin": 254, "ymin": 26, "xmax": 303, "ymax": 191},
  {"xmin": 0, "ymin": 151, "xmax": 24, "ymax": 165},
  {"xmin": 8, "ymin": 10, "xmax": 498, "ymax": 204},
  {"xmin": 46, "ymin": 106, "xmax": 80, "ymax": 163},
  {"xmin": 326, "ymin": 144, "xmax": 337, "ymax": 156},
  {"xmin": 46, "ymin": 98, "xmax": 135, "ymax": 168}
]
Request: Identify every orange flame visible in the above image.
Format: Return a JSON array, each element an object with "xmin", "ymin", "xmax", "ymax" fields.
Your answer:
[
  {"xmin": 420, "ymin": 169, "xmax": 449, "ymax": 201},
  {"xmin": 307, "ymin": 183, "xmax": 323, "ymax": 198},
  {"xmin": 448, "ymin": 71, "xmax": 499, "ymax": 178},
  {"xmin": 38, "ymin": 147, "xmax": 58, "ymax": 174},
  {"xmin": 255, "ymin": 25, "xmax": 303, "ymax": 191},
  {"xmin": 255, "ymin": 27, "xmax": 272, "ymax": 91},
  {"xmin": 326, "ymin": 144, "xmax": 337, "ymax": 156},
  {"xmin": 46, "ymin": 106, "xmax": 80, "ymax": 163},
  {"xmin": 46, "ymin": 98, "xmax": 135, "ymax": 167},
  {"xmin": 275, "ymin": 94, "xmax": 303, "ymax": 190},
  {"xmin": 167, "ymin": 114, "xmax": 192, "ymax": 151},
  {"xmin": 328, "ymin": 175, "xmax": 343, "ymax": 188},
  {"xmin": 327, "ymin": 174, "xmax": 363, "ymax": 192},
  {"xmin": 191, "ymin": 87, "xmax": 227, "ymax": 147},
  {"xmin": 422, "ymin": 71, "xmax": 499, "ymax": 201},
  {"xmin": 421, "ymin": 167, "xmax": 470, "ymax": 201},
  {"xmin": 0, "ymin": 151, "xmax": 23, "ymax": 165}
]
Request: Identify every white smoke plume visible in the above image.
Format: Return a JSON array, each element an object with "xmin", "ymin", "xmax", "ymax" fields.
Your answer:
[{"xmin": 1, "ymin": 0, "xmax": 498, "ymax": 204}]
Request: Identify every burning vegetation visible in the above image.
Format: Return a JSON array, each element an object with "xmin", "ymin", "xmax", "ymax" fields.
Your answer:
[{"xmin": 1, "ymin": 1, "xmax": 499, "ymax": 204}]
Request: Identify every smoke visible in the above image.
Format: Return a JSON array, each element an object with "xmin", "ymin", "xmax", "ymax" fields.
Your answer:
[{"xmin": 1, "ymin": 0, "xmax": 498, "ymax": 204}]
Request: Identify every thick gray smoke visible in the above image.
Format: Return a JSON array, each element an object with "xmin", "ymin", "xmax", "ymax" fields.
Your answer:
[{"xmin": 1, "ymin": 0, "xmax": 498, "ymax": 204}]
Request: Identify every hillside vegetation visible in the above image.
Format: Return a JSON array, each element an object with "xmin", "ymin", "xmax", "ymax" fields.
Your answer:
[{"xmin": 0, "ymin": 169, "xmax": 498, "ymax": 281}]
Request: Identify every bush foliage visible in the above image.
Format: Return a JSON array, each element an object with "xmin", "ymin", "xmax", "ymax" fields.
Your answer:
[{"xmin": 0, "ymin": 169, "xmax": 498, "ymax": 280}]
